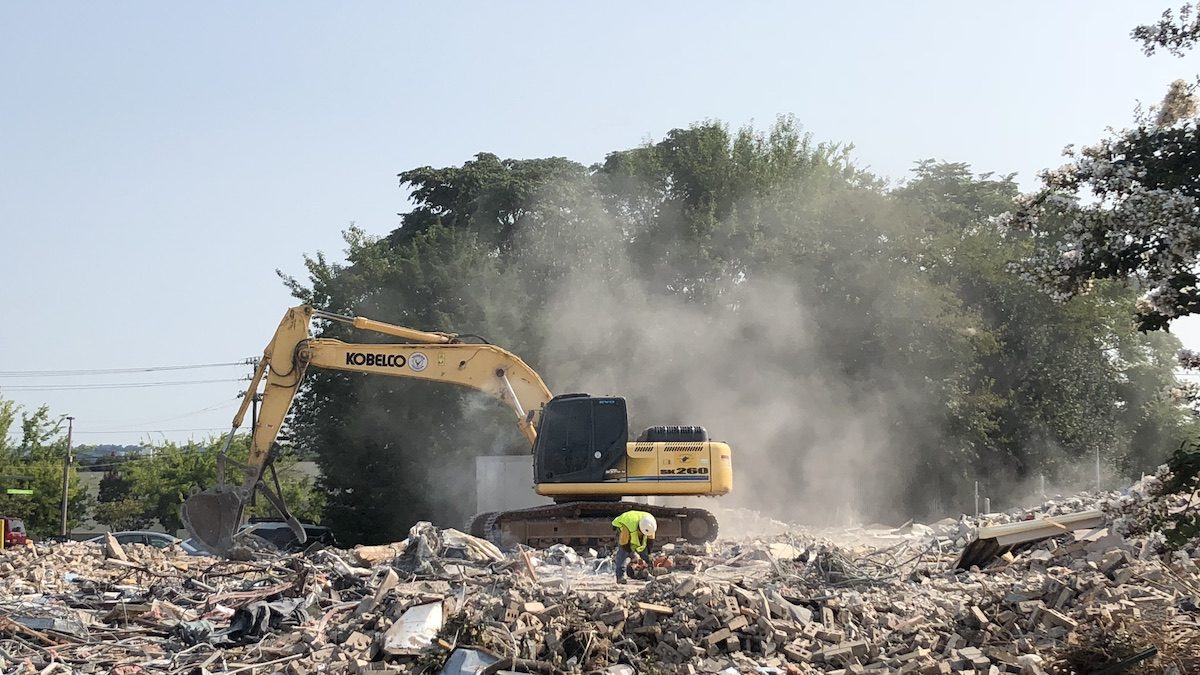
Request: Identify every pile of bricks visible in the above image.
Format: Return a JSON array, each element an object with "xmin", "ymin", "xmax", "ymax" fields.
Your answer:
[
  {"xmin": 2, "ymin": 484, "xmax": 1200, "ymax": 674},
  {"xmin": 305, "ymin": 518, "xmax": 1200, "ymax": 674}
]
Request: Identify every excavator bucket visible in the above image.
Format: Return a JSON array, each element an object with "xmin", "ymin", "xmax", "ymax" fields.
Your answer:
[{"xmin": 180, "ymin": 488, "xmax": 244, "ymax": 556}]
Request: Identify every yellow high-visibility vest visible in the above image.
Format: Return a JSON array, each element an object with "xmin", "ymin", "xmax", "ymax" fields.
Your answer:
[{"xmin": 612, "ymin": 510, "xmax": 654, "ymax": 552}]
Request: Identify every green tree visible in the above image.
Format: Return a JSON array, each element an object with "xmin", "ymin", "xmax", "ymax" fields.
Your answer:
[
  {"xmin": 93, "ymin": 469, "xmax": 152, "ymax": 531},
  {"xmin": 897, "ymin": 162, "xmax": 1197, "ymax": 489},
  {"xmin": 0, "ymin": 402, "xmax": 90, "ymax": 537},
  {"xmin": 115, "ymin": 435, "xmax": 324, "ymax": 534},
  {"xmin": 93, "ymin": 499, "xmax": 151, "ymax": 531}
]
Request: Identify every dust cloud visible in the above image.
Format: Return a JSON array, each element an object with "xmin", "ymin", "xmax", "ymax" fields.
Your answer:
[{"xmin": 501, "ymin": 193, "xmax": 939, "ymax": 528}]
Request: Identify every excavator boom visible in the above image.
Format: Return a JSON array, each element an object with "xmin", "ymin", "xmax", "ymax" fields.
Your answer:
[
  {"xmin": 182, "ymin": 304, "xmax": 732, "ymax": 555},
  {"xmin": 181, "ymin": 305, "xmax": 551, "ymax": 555}
]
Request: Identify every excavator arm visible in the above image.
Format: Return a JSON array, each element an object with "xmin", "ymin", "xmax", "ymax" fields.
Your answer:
[{"xmin": 181, "ymin": 305, "xmax": 553, "ymax": 555}]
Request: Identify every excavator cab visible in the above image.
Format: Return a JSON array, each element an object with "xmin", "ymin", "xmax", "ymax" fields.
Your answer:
[{"xmin": 533, "ymin": 394, "xmax": 628, "ymax": 483}]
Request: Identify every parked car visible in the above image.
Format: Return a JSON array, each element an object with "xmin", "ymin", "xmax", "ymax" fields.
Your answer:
[
  {"xmin": 239, "ymin": 520, "xmax": 337, "ymax": 552},
  {"xmin": 179, "ymin": 538, "xmax": 210, "ymax": 556},
  {"xmin": 87, "ymin": 531, "xmax": 181, "ymax": 549},
  {"xmin": 1, "ymin": 517, "xmax": 28, "ymax": 548}
]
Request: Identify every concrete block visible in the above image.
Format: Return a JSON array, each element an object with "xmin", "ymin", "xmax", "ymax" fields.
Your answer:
[
  {"xmin": 782, "ymin": 644, "xmax": 813, "ymax": 663},
  {"xmin": 1038, "ymin": 608, "xmax": 1077, "ymax": 631},
  {"xmin": 599, "ymin": 609, "xmax": 626, "ymax": 625},
  {"xmin": 726, "ymin": 615, "xmax": 749, "ymax": 632},
  {"xmin": 704, "ymin": 628, "xmax": 733, "ymax": 646}
]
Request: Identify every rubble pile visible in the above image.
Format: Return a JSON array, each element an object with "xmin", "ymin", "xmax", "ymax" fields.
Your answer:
[
  {"xmin": 1, "ymin": 491, "xmax": 1199, "ymax": 674},
  {"xmin": 954, "ymin": 470, "xmax": 1200, "ymax": 561}
]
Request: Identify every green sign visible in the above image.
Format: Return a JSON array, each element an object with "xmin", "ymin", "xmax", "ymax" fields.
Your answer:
[{"xmin": 5, "ymin": 489, "xmax": 33, "ymax": 495}]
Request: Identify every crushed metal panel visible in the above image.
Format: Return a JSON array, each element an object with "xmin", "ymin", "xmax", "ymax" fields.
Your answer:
[
  {"xmin": 12, "ymin": 615, "xmax": 88, "ymax": 638},
  {"xmin": 439, "ymin": 647, "xmax": 500, "ymax": 675},
  {"xmin": 956, "ymin": 510, "xmax": 1106, "ymax": 570}
]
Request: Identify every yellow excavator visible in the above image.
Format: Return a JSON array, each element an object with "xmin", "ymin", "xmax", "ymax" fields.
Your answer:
[{"xmin": 181, "ymin": 305, "xmax": 733, "ymax": 556}]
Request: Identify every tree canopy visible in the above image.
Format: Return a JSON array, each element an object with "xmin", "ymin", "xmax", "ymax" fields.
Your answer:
[
  {"xmin": 1011, "ymin": 5, "xmax": 1200, "ymax": 331},
  {"xmin": 0, "ymin": 401, "xmax": 89, "ymax": 537}
]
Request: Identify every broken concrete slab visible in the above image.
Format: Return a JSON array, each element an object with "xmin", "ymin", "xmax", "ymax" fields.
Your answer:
[{"xmin": 381, "ymin": 601, "xmax": 444, "ymax": 656}]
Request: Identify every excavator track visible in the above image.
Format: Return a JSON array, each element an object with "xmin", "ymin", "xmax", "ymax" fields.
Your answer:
[{"xmin": 468, "ymin": 501, "xmax": 719, "ymax": 549}]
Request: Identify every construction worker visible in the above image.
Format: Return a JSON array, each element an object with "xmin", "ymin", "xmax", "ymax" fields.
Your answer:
[{"xmin": 612, "ymin": 509, "xmax": 656, "ymax": 583}]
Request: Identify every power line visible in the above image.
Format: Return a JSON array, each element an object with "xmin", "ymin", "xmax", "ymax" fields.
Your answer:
[
  {"xmin": 83, "ymin": 397, "xmax": 240, "ymax": 429},
  {"xmin": 73, "ymin": 427, "xmax": 230, "ymax": 435},
  {"xmin": 0, "ymin": 378, "xmax": 249, "ymax": 392},
  {"xmin": 0, "ymin": 360, "xmax": 256, "ymax": 378}
]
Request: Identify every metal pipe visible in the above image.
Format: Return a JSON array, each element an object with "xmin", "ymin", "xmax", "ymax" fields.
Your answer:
[
  {"xmin": 311, "ymin": 309, "xmax": 354, "ymax": 323},
  {"xmin": 499, "ymin": 371, "xmax": 526, "ymax": 418},
  {"xmin": 313, "ymin": 308, "xmax": 454, "ymax": 344}
]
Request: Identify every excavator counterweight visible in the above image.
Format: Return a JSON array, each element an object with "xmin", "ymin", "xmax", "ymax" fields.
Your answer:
[{"xmin": 181, "ymin": 305, "xmax": 732, "ymax": 555}]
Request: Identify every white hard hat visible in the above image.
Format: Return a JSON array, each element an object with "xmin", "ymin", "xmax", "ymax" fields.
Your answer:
[{"xmin": 638, "ymin": 515, "xmax": 657, "ymax": 536}]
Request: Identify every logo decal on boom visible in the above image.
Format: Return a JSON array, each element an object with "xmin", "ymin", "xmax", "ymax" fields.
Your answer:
[
  {"xmin": 409, "ymin": 352, "xmax": 429, "ymax": 372},
  {"xmin": 346, "ymin": 353, "xmax": 406, "ymax": 368}
]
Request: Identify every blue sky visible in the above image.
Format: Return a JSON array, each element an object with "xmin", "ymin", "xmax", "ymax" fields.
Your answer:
[{"xmin": 2, "ymin": 2, "xmax": 1197, "ymax": 446}]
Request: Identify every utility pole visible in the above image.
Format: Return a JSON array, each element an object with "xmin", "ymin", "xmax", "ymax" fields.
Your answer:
[{"xmin": 59, "ymin": 416, "xmax": 74, "ymax": 537}]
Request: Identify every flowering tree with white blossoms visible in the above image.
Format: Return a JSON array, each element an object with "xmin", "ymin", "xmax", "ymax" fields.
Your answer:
[{"xmin": 1010, "ymin": 5, "xmax": 1200, "ymax": 332}]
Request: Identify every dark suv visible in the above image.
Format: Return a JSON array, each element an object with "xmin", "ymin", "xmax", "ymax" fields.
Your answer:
[{"xmin": 238, "ymin": 520, "xmax": 337, "ymax": 552}]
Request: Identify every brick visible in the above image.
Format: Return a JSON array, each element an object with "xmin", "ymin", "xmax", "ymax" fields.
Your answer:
[
  {"xmin": 782, "ymin": 644, "xmax": 813, "ymax": 663},
  {"xmin": 599, "ymin": 609, "xmax": 626, "ymax": 625},
  {"xmin": 776, "ymin": 621, "xmax": 799, "ymax": 635},
  {"xmin": 731, "ymin": 586, "xmax": 759, "ymax": 607},
  {"xmin": 894, "ymin": 648, "xmax": 929, "ymax": 664},
  {"xmin": 342, "ymin": 631, "xmax": 372, "ymax": 652},
  {"xmin": 1015, "ymin": 601, "xmax": 1043, "ymax": 615},
  {"xmin": 704, "ymin": 628, "xmax": 733, "ymax": 646},
  {"xmin": 1039, "ymin": 608, "xmax": 1077, "ymax": 631},
  {"xmin": 674, "ymin": 576, "xmax": 698, "ymax": 597},
  {"xmin": 722, "ymin": 596, "xmax": 741, "ymax": 618},
  {"xmin": 816, "ymin": 628, "xmax": 846, "ymax": 643},
  {"xmin": 1052, "ymin": 588, "xmax": 1074, "ymax": 610},
  {"xmin": 637, "ymin": 602, "xmax": 674, "ymax": 616},
  {"xmin": 1099, "ymin": 550, "xmax": 1126, "ymax": 574}
]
